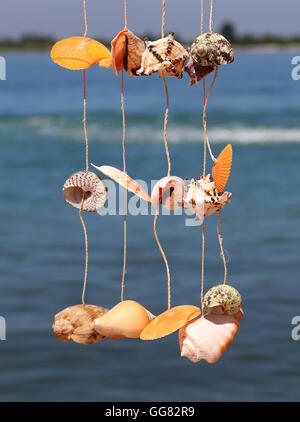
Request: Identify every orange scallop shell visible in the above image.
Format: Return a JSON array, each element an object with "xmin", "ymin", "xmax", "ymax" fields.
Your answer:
[
  {"xmin": 91, "ymin": 164, "xmax": 151, "ymax": 202},
  {"xmin": 111, "ymin": 29, "xmax": 145, "ymax": 77},
  {"xmin": 51, "ymin": 36, "xmax": 111, "ymax": 70},
  {"xmin": 179, "ymin": 309, "xmax": 244, "ymax": 363},
  {"xmin": 212, "ymin": 144, "xmax": 232, "ymax": 193},
  {"xmin": 140, "ymin": 305, "xmax": 201, "ymax": 340}
]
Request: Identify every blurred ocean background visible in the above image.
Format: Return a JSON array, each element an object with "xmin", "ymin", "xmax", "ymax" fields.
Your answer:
[{"xmin": 0, "ymin": 51, "xmax": 300, "ymax": 402}]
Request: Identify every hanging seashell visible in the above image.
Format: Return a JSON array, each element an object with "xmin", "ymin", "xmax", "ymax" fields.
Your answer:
[
  {"xmin": 94, "ymin": 300, "xmax": 155, "ymax": 339},
  {"xmin": 179, "ymin": 309, "xmax": 244, "ymax": 363},
  {"xmin": 203, "ymin": 284, "xmax": 242, "ymax": 315},
  {"xmin": 51, "ymin": 36, "xmax": 112, "ymax": 70},
  {"xmin": 191, "ymin": 33, "xmax": 234, "ymax": 67},
  {"xmin": 212, "ymin": 144, "xmax": 232, "ymax": 193},
  {"xmin": 53, "ymin": 304, "xmax": 108, "ymax": 345},
  {"xmin": 62, "ymin": 171, "xmax": 107, "ymax": 212},
  {"xmin": 111, "ymin": 29, "xmax": 145, "ymax": 77},
  {"xmin": 183, "ymin": 174, "xmax": 231, "ymax": 219},
  {"xmin": 184, "ymin": 55, "xmax": 214, "ymax": 86},
  {"xmin": 91, "ymin": 164, "xmax": 151, "ymax": 202},
  {"xmin": 151, "ymin": 176, "xmax": 184, "ymax": 210},
  {"xmin": 137, "ymin": 32, "xmax": 189, "ymax": 78},
  {"xmin": 140, "ymin": 305, "xmax": 200, "ymax": 340}
]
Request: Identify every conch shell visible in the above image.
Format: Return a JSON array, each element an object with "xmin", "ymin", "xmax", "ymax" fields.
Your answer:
[
  {"xmin": 94, "ymin": 300, "xmax": 155, "ymax": 339},
  {"xmin": 151, "ymin": 176, "xmax": 184, "ymax": 210},
  {"xmin": 91, "ymin": 164, "xmax": 151, "ymax": 202},
  {"xmin": 51, "ymin": 36, "xmax": 111, "ymax": 70},
  {"xmin": 137, "ymin": 32, "xmax": 189, "ymax": 78},
  {"xmin": 53, "ymin": 304, "xmax": 108, "ymax": 344},
  {"xmin": 111, "ymin": 29, "xmax": 145, "ymax": 76},
  {"xmin": 203, "ymin": 284, "xmax": 242, "ymax": 315},
  {"xmin": 140, "ymin": 305, "xmax": 200, "ymax": 340},
  {"xmin": 179, "ymin": 309, "xmax": 244, "ymax": 363},
  {"xmin": 62, "ymin": 171, "xmax": 107, "ymax": 212},
  {"xmin": 191, "ymin": 33, "xmax": 234, "ymax": 67}
]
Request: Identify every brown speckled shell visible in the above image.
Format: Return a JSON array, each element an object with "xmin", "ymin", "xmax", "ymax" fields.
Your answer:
[
  {"xmin": 184, "ymin": 55, "xmax": 214, "ymax": 86},
  {"xmin": 203, "ymin": 284, "xmax": 242, "ymax": 315},
  {"xmin": 191, "ymin": 33, "xmax": 234, "ymax": 67}
]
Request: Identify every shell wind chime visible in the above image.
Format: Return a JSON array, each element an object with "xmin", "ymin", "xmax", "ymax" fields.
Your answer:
[{"xmin": 51, "ymin": 0, "xmax": 244, "ymax": 364}]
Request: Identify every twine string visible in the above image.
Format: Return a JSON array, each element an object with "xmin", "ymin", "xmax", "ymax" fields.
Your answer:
[
  {"xmin": 162, "ymin": 76, "xmax": 171, "ymax": 177},
  {"xmin": 161, "ymin": 0, "xmax": 166, "ymax": 38},
  {"xmin": 120, "ymin": 70, "xmax": 127, "ymax": 301},
  {"xmin": 83, "ymin": 0, "xmax": 88, "ymax": 37},
  {"xmin": 209, "ymin": 0, "xmax": 214, "ymax": 33},
  {"xmin": 124, "ymin": 0, "xmax": 128, "ymax": 29},
  {"xmin": 217, "ymin": 210, "xmax": 228, "ymax": 284},
  {"xmin": 79, "ymin": 196, "xmax": 89, "ymax": 305},
  {"xmin": 83, "ymin": 70, "xmax": 89, "ymax": 173},
  {"xmin": 201, "ymin": 0, "xmax": 204, "ymax": 34}
]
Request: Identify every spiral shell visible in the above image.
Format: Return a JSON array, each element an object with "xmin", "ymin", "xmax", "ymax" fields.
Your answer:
[
  {"xmin": 151, "ymin": 176, "xmax": 184, "ymax": 210},
  {"xmin": 191, "ymin": 33, "xmax": 234, "ymax": 67},
  {"xmin": 179, "ymin": 309, "xmax": 244, "ymax": 363},
  {"xmin": 94, "ymin": 300, "xmax": 155, "ymax": 339},
  {"xmin": 203, "ymin": 284, "xmax": 242, "ymax": 315},
  {"xmin": 53, "ymin": 304, "xmax": 108, "ymax": 345},
  {"xmin": 62, "ymin": 171, "xmax": 107, "ymax": 212}
]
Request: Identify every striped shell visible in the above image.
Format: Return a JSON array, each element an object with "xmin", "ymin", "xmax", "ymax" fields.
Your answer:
[
  {"xmin": 137, "ymin": 32, "xmax": 189, "ymax": 78},
  {"xmin": 191, "ymin": 33, "xmax": 234, "ymax": 67},
  {"xmin": 179, "ymin": 309, "xmax": 244, "ymax": 363},
  {"xmin": 140, "ymin": 305, "xmax": 200, "ymax": 340},
  {"xmin": 111, "ymin": 29, "xmax": 145, "ymax": 77},
  {"xmin": 92, "ymin": 164, "xmax": 151, "ymax": 202},
  {"xmin": 62, "ymin": 171, "xmax": 107, "ymax": 212},
  {"xmin": 53, "ymin": 304, "xmax": 108, "ymax": 344},
  {"xmin": 151, "ymin": 176, "xmax": 184, "ymax": 210},
  {"xmin": 51, "ymin": 36, "xmax": 111, "ymax": 70},
  {"xmin": 203, "ymin": 284, "xmax": 242, "ymax": 315},
  {"xmin": 212, "ymin": 144, "xmax": 232, "ymax": 193},
  {"xmin": 94, "ymin": 300, "xmax": 155, "ymax": 339}
]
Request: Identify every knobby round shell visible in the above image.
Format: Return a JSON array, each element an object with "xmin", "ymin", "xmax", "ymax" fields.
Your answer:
[
  {"xmin": 137, "ymin": 32, "xmax": 189, "ymax": 78},
  {"xmin": 92, "ymin": 164, "xmax": 151, "ymax": 202},
  {"xmin": 184, "ymin": 55, "xmax": 214, "ymax": 86},
  {"xmin": 151, "ymin": 176, "xmax": 184, "ymax": 210},
  {"xmin": 212, "ymin": 144, "xmax": 232, "ymax": 193},
  {"xmin": 53, "ymin": 304, "xmax": 108, "ymax": 345},
  {"xmin": 94, "ymin": 300, "xmax": 155, "ymax": 339},
  {"xmin": 203, "ymin": 284, "xmax": 242, "ymax": 315},
  {"xmin": 111, "ymin": 29, "xmax": 145, "ymax": 77},
  {"xmin": 191, "ymin": 33, "xmax": 234, "ymax": 67},
  {"xmin": 179, "ymin": 309, "xmax": 244, "ymax": 363},
  {"xmin": 140, "ymin": 305, "xmax": 201, "ymax": 340},
  {"xmin": 62, "ymin": 171, "xmax": 107, "ymax": 212},
  {"xmin": 51, "ymin": 36, "xmax": 112, "ymax": 70}
]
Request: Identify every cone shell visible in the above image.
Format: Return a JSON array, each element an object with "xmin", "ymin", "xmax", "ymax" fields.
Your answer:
[
  {"xmin": 53, "ymin": 304, "xmax": 108, "ymax": 344},
  {"xmin": 191, "ymin": 33, "xmax": 234, "ymax": 67},
  {"xmin": 151, "ymin": 176, "xmax": 184, "ymax": 210},
  {"xmin": 94, "ymin": 300, "xmax": 155, "ymax": 339},
  {"xmin": 212, "ymin": 144, "xmax": 232, "ymax": 193},
  {"xmin": 137, "ymin": 32, "xmax": 189, "ymax": 78},
  {"xmin": 184, "ymin": 55, "xmax": 214, "ymax": 86},
  {"xmin": 111, "ymin": 29, "xmax": 145, "ymax": 77},
  {"xmin": 62, "ymin": 171, "xmax": 107, "ymax": 212},
  {"xmin": 203, "ymin": 284, "xmax": 242, "ymax": 315},
  {"xmin": 51, "ymin": 36, "xmax": 111, "ymax": 70},
  {"xmin": 92, "ymin": 164, "xmax": 151, "ymax": 202},
  {"xmin": 179, "ymin": 309, "xmax": 244, "ymax": 363},
  {"xmin": 140, "ymin": 305, "xmax": 201, "ymax": 340}
]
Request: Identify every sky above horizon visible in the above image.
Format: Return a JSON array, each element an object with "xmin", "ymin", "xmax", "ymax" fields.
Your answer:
[{"xmin": 1, "ymin": 0, "xmax": 299, "ymax": 40}]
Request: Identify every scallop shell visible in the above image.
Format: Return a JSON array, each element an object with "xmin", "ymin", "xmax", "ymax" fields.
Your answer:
[
  {"xmin": 91, "ymin": 164, "xmax": 151, "ymax": 202},
  {"xmin": 51, "ymin": 36, "xmax": 112, "ymax": 70},
  {"xmin": 53, "ymin": 304, "xmax": 108, "ymax": 344},
  {"xmin": 62, "ymin": 171, "xmax": 107, "ymax": 212},
  {"xmin": 184, "ymin": 55, "xmax": 214, "ymax": 86},
  {"xmin": 94, "ymin": 300, "xmax": 155, "ymax": 339},
  {"xmin": 137, "ymin": 32, "xmax": 189, "ymax": 78},
  {"xmin": 203, "ymin": 284, "xmax": 242, "ymax": 315},
  {"xmin": 151, "ymin": 176, "xmax": 184, "ymax": 210},
  {"xmin": 179, "ymin": 309, "xmax": 244, "ymax": 363},
  {"xmin": 212, "ymin": 144, "xmax": 232, "ymax": 193},
  {"xmin": 140, "ymin": 305, "xmax": 200, "ymax": 340},
  {"xmin": 111, "ymin": 29, "xmax": 145, "ymax": 77},
  {"xmin": 191, "ymin": 33, "xmax": 234, "ymax": 67}
]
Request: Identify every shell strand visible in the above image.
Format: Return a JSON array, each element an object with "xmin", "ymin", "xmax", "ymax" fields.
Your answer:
[
  {"xmin": 121, "ymin": 70, "xmax": 127, "ymax": 301},
  {"xmin": 83, "ymin": 70, "xmax": 89, "ymax": 173},
  {"xmin": 200, "ymin": 222, "xmax": 205, "ymax": 312},
  {"xmin": 209, "ymin": 0, "xmax": 213, "ymax": 33},
  {"xmin": 83, "ymin": 0, "xmax": 88, "ymax": 38},
  {"xmin": 217, "ymin": 210, "xmax": 228, "ymax": 284},
  {"xmin": 201, "ymin": 0, "xmax": 204, "ymax": 34},
  {"xmin": 161, "ymin": 0, "xmax": 166, "ymax": 38},
  {"xmin": 124, "ymin": 0, "xmax": 128, "ymax": 30},
  {"xmin": 79, "ymin": 195, "xmax": 89, "ymax": 305},
  {"xmin": 162, "ymin": 75, "xmax": 171, "ymax": 177}
]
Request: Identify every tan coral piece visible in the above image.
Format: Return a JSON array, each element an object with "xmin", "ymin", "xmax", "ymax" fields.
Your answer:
[
  {"xmin": 179, "ymin": 309, "xmax": 244, "ymax": 363},
  {"xmin": 94, "ymin": 300, "xmax": 155, "ymax": 339},
  {"xmin": 62, "ymin": 171, "xmax": 107, "ymax": 212},
  {"xmin": 53, "ymin": 304, "xmax": 108, "ymax": 344},
  {"xmin": 111, "ymin": 29, "xmax": 145, "ymax": 76}
]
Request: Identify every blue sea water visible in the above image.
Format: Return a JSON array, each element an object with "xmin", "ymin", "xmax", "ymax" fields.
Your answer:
[{"xmin": 0, "ymin": 51, "xmax": 300, "ymax": 402}]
